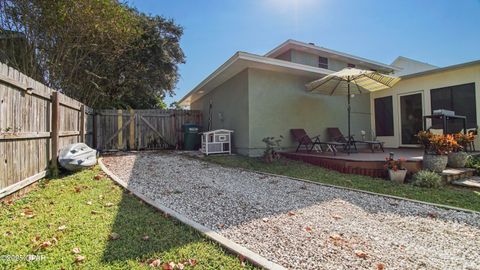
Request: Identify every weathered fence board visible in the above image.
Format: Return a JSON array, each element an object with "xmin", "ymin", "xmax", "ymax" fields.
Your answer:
[
  {"xmin": 0, "ymin": 63, "xmax": 93, "ymax": 199},
  {"xmin": 95, "ymin": 109, "xmax": 202, "ymax": 151}
]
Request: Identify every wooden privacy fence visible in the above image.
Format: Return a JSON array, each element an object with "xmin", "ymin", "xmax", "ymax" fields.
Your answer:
[
  {"xmin": 94, "ymin": 109, "xmax": 202, "ymax": 151},
  {"xmin": 0, "ymin": 63, "xmax": 93, "ymax": 199}
]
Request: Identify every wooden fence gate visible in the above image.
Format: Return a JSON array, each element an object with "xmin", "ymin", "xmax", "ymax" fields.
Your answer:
[{"xmin": 94, "ymin": 109, "xmax": 202, "ymax": 151}]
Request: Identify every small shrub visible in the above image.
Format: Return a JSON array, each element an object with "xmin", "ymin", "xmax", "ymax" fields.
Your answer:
[
  {"xmin": 412, "ymin": 170, "xmax": 443, "ymax": 188},
  {"xmin": 465, "ymin": 155, "xmax": 480, "ymax": 173},
  {"xmin": 262, "ymin": 136, "xmax": 283, "ymax": 163}
]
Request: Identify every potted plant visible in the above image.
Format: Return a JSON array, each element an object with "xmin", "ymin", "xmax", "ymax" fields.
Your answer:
[
  {"xmin": 384, "ymin": 153, "xmax": 407, "ymax": 183},
  {"xmin": 448, "ymin": 132, "xmax": 475, "ymax": 168},
  {"xmin": 416, "ymin": 131, "xmax": 458, "ymax": 173},
  {"xmin": 262, "ymin": 136, "xmax": 283, "ymax": 163}
]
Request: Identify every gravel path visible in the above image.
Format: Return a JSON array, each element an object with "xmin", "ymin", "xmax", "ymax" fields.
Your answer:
[{"xmin": 102, "ymin": 152, "xmax": 480, "ymax": 270}]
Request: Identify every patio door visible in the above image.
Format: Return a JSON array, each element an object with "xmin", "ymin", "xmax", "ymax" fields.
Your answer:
[{"xmin": 400, "ymin": 93, "xmax": 423, "ymax": 145}]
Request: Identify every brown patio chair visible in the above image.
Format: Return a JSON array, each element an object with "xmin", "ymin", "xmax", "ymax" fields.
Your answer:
[
  {"xmin": 290, "ymin": 129, "xmax": 344, "ymax": 155},
  {"xmin": 327, "ymin": 127, "xmax": 384, "ymax": 153}
]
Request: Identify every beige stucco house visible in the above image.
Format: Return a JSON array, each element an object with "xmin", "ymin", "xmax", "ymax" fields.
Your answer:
[{"xmin": 179, "ymin": 40, "xmax": 480, "ymax": 156}]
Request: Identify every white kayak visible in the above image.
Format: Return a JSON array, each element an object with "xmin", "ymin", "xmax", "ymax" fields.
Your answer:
[{"xmin": 58, "ymin": 143, "xmax": 97, "ymax": 171}]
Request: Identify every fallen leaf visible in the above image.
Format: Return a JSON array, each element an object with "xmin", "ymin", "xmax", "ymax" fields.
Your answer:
[
  {"xmin": 72, "ymin": 247, "xmax": 81, "ymax": 254},
  {"xmin": 74, "ymin": 186, "xmax": 81, "ymax": 193},
  {"xmin": 287, "ymin": 211, "xmax": 295, "ymax": 216},
  {"xmin": 105, "ymin": 202, "xmax": 114, "ymax": 207},
  {"xmin": 305, "ymin": 226, "xmax": 312, "ymax": 232},
  {"xmin": 217, "ymin": 224, "xmax": 225, "ymax": 229},
  {"xmin": 142, "ymin": 235, "xmax": 150, "ymax": 241},
  {"xmin": 332, "ymin": 215, "xmax": 342, "ymax": 220},
  {"xmin": 31, "ymin": 235, "xmax": 40, "ymax": 243},
  {"xmin": 376, "ymin": 263, "xmax": 385, "ymax": 270},
  {"xmin": 38, "ymin": 241, "xmax": 52, "ymax": 249},
  {"xmin": 57, "ymin": 225, "xmax": 67, "ymax": 231},
  {"xmin": 91, "ymin": 210, "xmax": 99, "ymax": 215},
  {"xmin": 239, "ymin": 254, "xmax": 246, "ymax": 267},
  {"xmin": 86, "ymin": 201, "xmax": 93, "ymax": 205},
  {"xmin": 355, "ymin": 250, "xmax": 367, "ymax": 259},
  {"xmin": 109, "ymin": 232, "xmax": 120, "ymax": 240},
  {"xmin": 262, "ymin": 218, "xmax": 269, "ymax": 223},
  {"xmin": 4, "ymin": 231, "xmax": 13, "ymax": 236},
  {"xmin": 330, "ymin": 234, "xmax": 342, "ymax": 241},
  {"xmin": 22, "ymin": 208, "xmax": 35, "ymax": 218},
  {"xmin": 52, "ymin": 237, "xmax": 58, "ymax": 244},
  {"xmin": 162, "ymin": 262, "xmax": 175, "ymax": 270},
  {"xmin": 94, "ymin": 174, "xmax": 102, "ymax": 180},
  {"xmin": 149, "ymin": 259, "xmax": 162, "ymax": 267},
  {"xmin": 427, "ymin": 212, "xmax": 438, "ymax": 219},
  {"xmin": 177, "ymin": 262, "xmax": 185, "ymax": 270},
  {"xmin": 188, "ymin": 259, "xmax": 197, "ymax": 267},
  {"xmin": 75, "ymin": 255, "xmax": 85, "ymax": 263}
]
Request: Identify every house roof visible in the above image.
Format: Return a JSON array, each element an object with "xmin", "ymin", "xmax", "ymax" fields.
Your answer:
[
  {"xmin": 178, "ymin": 51, "xmax": 331, "ymax": 106},
  {"xmin": 400, "ymin": 59, "xmax": 480, "ymax": 79},
  {"xmin": 265, "ymin": 39, "xmax": 400, "ymax": 72},
  {"xmin": 390, "ymin": 56, "xmax": 438, "ymax": 76}
]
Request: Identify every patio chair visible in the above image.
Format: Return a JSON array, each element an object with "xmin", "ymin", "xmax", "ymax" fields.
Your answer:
[
  {"xmin": 466, "ymin": 127, "xmax": 477, "ymax": 152},
  {"xmin": 290, "ymin": 129, "xmax": 344, "ymax": 155},
  {"xmin": 326, "ymin": 127, "xmax": 384, "ymax": 153}
]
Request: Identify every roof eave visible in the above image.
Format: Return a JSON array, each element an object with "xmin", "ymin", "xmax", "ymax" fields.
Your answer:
[
  {"xmin": 400, "ymin": 60, "xmax": 480, "ymax": 79},
  {"xmin": 179, "ymin": 52, "xmax": 331, "ymax": 106},
  {"xmin": 265, "ymin": 39, "xmax": 401, "ymax": 72}
]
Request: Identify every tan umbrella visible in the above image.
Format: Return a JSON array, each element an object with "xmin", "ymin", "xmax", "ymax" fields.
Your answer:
[{"xmin": 306, "ymin": 67, "xmax": 400, "ymax": 153}]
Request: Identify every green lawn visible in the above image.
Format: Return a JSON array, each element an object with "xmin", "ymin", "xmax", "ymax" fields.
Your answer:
[
  {"xmin": 203, "ymin": 155, "xmax": 480, "ymax": 212},
  {"xmin": 0, "ymin": 167, "xmax": 255, "ymax": 270}
]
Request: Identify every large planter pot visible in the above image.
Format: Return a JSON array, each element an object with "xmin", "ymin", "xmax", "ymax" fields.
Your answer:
[
  {"xmin": 422, "ymin": 154, "xmax": 448, "ymax": 173},
  {"xmin": 448, "ymin": 151, "xmax": 469, "ymax": 168},
  {"xmin": 388, "ymin": 169, "xmax": 407, "ymax": 184}
]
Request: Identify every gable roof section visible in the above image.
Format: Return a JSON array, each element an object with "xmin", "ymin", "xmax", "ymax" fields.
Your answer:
[
  {"xmin": 391, "ymin": 56, "xmax": 438, "ymax": 76},
  {"xmin": 265, "ymin": 39, "xmax": 400, "ymax": 73},
  {"xmin": 179, "ymin": 51, "xmax": 331, "ymax": 106}
]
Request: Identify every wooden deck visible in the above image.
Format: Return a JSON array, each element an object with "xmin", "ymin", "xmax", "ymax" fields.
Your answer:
[{"xmin": 280, "ymin": 148, "xmax": 424, "ymax": 178}]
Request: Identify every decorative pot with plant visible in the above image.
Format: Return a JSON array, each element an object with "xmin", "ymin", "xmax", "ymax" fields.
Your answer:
[
  {"xmin": 416, "ymin": 131, "xmax": 458, "ymax": 173},
  {"xmin": 384, "ymin": 153, "xmax": 407, "ymax": 183},
  {"xmin": 448, "ymin": 133, "xmax": 475, "ymax": 168},
  {"xmin": 262, "ymin": 135, "xmax": 283, "ymax": 163}
]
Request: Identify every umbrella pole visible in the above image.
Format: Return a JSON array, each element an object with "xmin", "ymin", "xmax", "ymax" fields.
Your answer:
[{"xmin": 347, "ymin": 80, "xmax": 351, "ymax": 155}]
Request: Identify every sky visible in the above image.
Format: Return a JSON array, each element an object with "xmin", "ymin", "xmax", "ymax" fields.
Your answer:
[{"xmin": 127, "ymin": 0, "xmax": 480, "ymax": 106}]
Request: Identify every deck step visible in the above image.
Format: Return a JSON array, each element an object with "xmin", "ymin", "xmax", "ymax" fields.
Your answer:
[
  {"xmin": 451, "ymin": 176, "xmax": 480, "ymax": 189},
  {"xmin": 442, "ymin": 168, "xmax": 476, "ymax": 183}
]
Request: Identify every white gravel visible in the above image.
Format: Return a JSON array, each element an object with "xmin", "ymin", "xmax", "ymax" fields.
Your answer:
[{"xmin": 102, "ymin": 152, "xmax": 480, "ymax": 270}]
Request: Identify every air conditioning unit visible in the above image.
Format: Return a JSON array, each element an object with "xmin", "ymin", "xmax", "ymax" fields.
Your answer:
[{"xmin": 433, "ymin": 109, "xmax": 455, "ymax": 116}]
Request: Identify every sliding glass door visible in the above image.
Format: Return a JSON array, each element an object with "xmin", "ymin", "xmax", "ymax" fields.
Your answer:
[{"xmin": 400, "ymin": 93, "xmax": 423, "ymax": 145}]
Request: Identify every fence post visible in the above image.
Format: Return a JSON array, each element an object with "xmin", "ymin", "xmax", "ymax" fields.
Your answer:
[
  {"xmin": 117, "ymin": 109, "xmax": 123, "ymax": 150},
  {"xmin": 129, "ymin": 109, "xmax": 135, "ymax": 150},
  {"xmin": 80, "ymin": 105, "xmax": 85, "ymax": 143},
  {"xmin": 93, "ymin": 112, "xmax": 98, "ymax": 149},
  {"xmin": 50, "ymin": 91, "xmax": 60, "ymax": 177}
]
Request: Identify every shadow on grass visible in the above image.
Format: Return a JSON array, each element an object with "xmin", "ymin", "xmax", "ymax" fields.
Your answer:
[
  {"xmin": 101, "ymin": 153, "xmax": 251, "ymax": 269},
  {"xmin": 101, "ymin": 191, "xmax": 196, "ymax": 262}
]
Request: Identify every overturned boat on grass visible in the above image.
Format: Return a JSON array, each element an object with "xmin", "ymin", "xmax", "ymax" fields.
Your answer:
[{"xmin": 58, "ymin": 143, "xmax": 97, "ymax": 171}]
